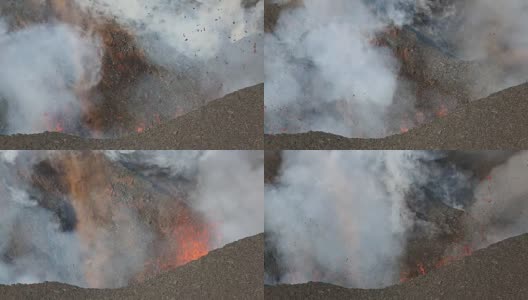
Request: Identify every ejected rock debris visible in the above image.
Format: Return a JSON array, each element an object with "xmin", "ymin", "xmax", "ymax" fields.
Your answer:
[
  {"xmin": 265, "ymin": 83, "xmax": 528, "ymax": 149},
  {"xmin": 265, "ymin": 233, "xmax": 528, "ymax": 299}
]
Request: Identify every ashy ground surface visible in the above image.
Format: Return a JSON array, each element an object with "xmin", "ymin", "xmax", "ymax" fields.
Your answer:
[
  {"xmin": 265, "ymin": 233, "xmax": 528, "ymax": 299},
  {"xmin": 0, "ymin": 233, "xmax": 264, "ymax": 300}
]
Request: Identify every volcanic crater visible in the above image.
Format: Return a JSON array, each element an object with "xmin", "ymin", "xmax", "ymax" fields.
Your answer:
[
  {"xmin": 264, "ymin": 150, "xmax": 527, "ymax": 298},
  {"xmin": 264, "ymin": 1, "xmax": 528, "ymax": 149},
  {"xmin": 0, "ymin": 0, "xmax": 263, "ymax": 149}
]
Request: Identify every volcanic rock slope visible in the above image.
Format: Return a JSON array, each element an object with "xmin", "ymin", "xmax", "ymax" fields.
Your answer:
[
  {"xmin": 265, "ymin": 82, "xmax": 528, "ymax": 149},
  {"xmin": 0, "ymin": 84, "xmax": 264, "ymax": 150},
  {"xmin": 265, "ymin": 233, "xmax": 528, "ymax": 300},
  {"xmin": 0, "ymin": 233, "xmax": 264, "ymax": 300}
]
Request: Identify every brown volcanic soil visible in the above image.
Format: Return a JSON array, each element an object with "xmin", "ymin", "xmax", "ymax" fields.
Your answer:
[
  {"xmin": 0, "ymin": 233, "xmax": 264, "ymax": 300},
  {"xmin": 265, "ymin": 82, "xmax": 528, "ymax": 149},
  {"xmin": 265, "ymin": 233, "xmax": 528, "ymax": 299},
  {"xmin": 0, "ymin": 84, "xmax": 263, "ymax": 150}
]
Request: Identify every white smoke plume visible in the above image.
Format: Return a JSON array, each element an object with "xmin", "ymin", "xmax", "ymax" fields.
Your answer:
[
  {"xmin": 266, "ymin": 150, "xmax": 528, "ymax": 288},
  {"xmin": 192, "ymin": 150, "xmax": 264, "ymax": 248},
  {"xmin": 109, "ymin": 150, "xmax": 264, "ymax": 248},
  {"xmin": 265, "ymin": 151, "xmax": 430, "ymax": 288},
  {"xmin": 467, "ymin": 151, "xmax": 528, "ymax": 248},
  {"xmin": 74, "ymin": 0, "xmax": 264, "ymax": 96},
  {"xmin": 450, "ymin": 0, "xmax": 528, "ymax": 97},
  {"xmin": 0, "ymin": 198, "xmax": 85, "ymax": 285},
  {"xmin": 0, "ymin": 1, "xmax": 263, "ymax": 135},
  {"xmin": 264, "ymin": 0, "xmax": 414, "ymax": 137},
  {"xmin": 0, "ymin": 150, "xmax": 263, "ymax": 288},
  {"xmin": 0, "ymin": 22, "xmax": 102, "ymax": 134}
]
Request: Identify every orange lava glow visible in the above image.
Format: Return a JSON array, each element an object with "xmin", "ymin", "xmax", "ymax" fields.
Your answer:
[
  {"xmin": 417, "ymin": 263, "xmax": 426, "ymax": 275},
  {"xmin": 463, "ymin": 245, "xmax": 473, "ymax": 256},
  {"xmin": 136, "ymin": 123, "xmax": 145, "ymax": 133},
  {"xmin": 43, "ymin": 112, "xmax": 66, "ymax": 133},
  {"xmin": 174, "ymin": 221, "xmax": 210, "ymax": 266},
  {"xmin": 137, "ymin": 212, "xmax": 211, "ymax": 283},
  {"xmin": 436, "ymin": 104, "xmax": 448, "ymax": 118},
  {"xmin": 435, "ymin": 245, "xmax": 473, "ymax": 269},
  {"xmin": 54, "ymin": 122, "xmax": 65, "ymax": 133}
]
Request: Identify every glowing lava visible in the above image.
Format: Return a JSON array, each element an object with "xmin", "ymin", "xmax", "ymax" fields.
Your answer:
[
  {"xmin": 153, "ymin": 205, "xmax": 211, "ymax": 273},
  {"xmin": 43, "ymin": 113, "xmax": 66, "ymax": 133},
  {"xmin": 54, "ymin": 122, "xmax": 65, "ymax": 133},
  {"xmin": 401, "ymin": 242, "xmax": 474, "ymax": 283},
  {"xmin": 436, "ymin": 104, "xmax": 448, "ymax": 118},
  {"xmin": 174, "ymin": 219, "xmax": 210, "ymax": 266},
  {"xmin": 136, "ymin": 123, "xmax": 145, "ymax": 134}
]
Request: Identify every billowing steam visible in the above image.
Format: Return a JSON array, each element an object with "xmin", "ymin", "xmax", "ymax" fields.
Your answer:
[
  {"xmin": 264, "ymin": 1, "xmax": 418, "ymax": 137},
  {"xmin": 0, "ymin": 0, "xmax": 263, "ymax": 136},
  {"xmin": 265, "ymin": 2, "xmax": 393, "ymax": 137},
  {"xmin": 468, "ymin": 151, "xmax": 528, "ymax": 248},
  {"xmin": 265, "ymin": 151, "xmax": 427, "ymax": 287},
  {"xmin": 73, "ymin": 0, "xmax": 264, "ymax": 95},
  {"xmin": 107, "ymin": 150, "xmax": 265, "ymax": 248},
  {"xmin": 75, "ymin": 0, "xmax": 261, "ymax": 59},
  {"xmin": 0, "ymin": 150, "xmax": 263, "ymax": 288},
  {"xmin": 265, "ymin": 0, "xmax": 528, "ymax": 137},
  {"xmin": 0, "ymin": 23, "xmax": 102, "ymax": 134},
  {"xmin": 265, "ymin": 150, "xmax": 528, "ymax": 288},
  {"xmin": 192, "ymin": 151, "xmax": 264, "ymax": 248}
]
